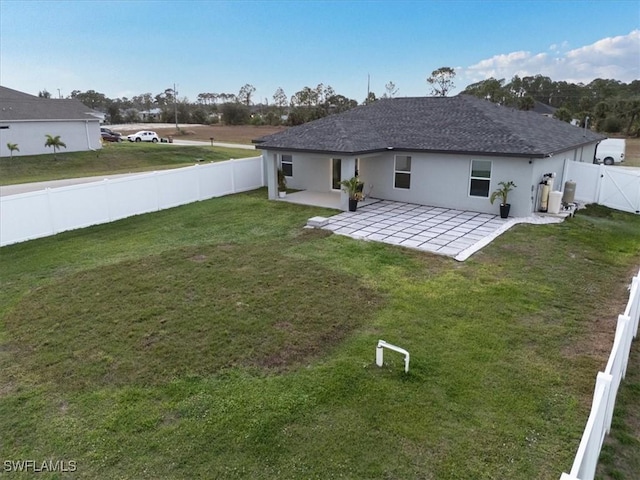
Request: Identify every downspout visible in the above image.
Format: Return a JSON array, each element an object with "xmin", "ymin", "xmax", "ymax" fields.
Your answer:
[{"xmin": 85, "ymin": 120, "xmax": 93, "ymax": 150}]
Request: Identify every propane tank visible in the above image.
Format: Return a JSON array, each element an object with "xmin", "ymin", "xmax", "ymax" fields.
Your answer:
[{"xmin": 562, "ymin": 181, "xmax": 576, "ymax": 204}]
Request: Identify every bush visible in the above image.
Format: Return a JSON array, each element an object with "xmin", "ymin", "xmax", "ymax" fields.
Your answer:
[
  {"xmin": 220, "ymin": 103, "xmax": 250, "ymax": 125},
  {"xmin": 250, "ymin": 115, "xmax": 266, "ymax": 126},
  {"xmin": 602, "ymin": 116, "xmax": 623, "ymax": 133}
]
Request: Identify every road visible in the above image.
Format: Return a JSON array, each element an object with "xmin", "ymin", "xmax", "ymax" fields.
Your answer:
[
  {"xmin": 0, "ymin": 172, "xmax": 154, "ymax": 197},
  {"xmin": 170, "ymin": 139, "xmax": 257, "ymax": 150}
]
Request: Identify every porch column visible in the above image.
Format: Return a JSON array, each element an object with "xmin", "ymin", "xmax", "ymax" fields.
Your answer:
[
  {"xmin": 266, "ymin": 152, "xmax": 278, "ymax": 200},
  {"xmin": 340, "ymin": 157, "xmax": 356, "ymax": 211}
]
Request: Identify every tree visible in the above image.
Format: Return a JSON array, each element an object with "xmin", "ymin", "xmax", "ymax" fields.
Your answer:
[
  {"xmin": 237, "ymin": 84, "xmax": 256, "ymax": 106},
  {"xmin": 518, "ymin": 95, "xmax": 535, "ymax": 111},
  {"xmin": 462, "ymin": 78, "xmax": 508, "ymax": 103},
  {"xmin": 426, "ymin": 67, "xmax": 456, "ymax": 96},
  {"xmin": 71, "ymin": 89, "xmax": 108, "ymax": 110},
  {"xmin": 383, "ymin": 81, "xmax": 398, "ymax": 98},
  {"xmin": 364, "ymin": 91, "xmax": 377, "ymax": 105},
  {"xmin": 38, "ymin": 89, "xmax": 51, "ymax": 98},
  {"xmin": 221, "ymin": 103, "xmax": 250, "ymax": 125},
  {"xmin": 44, "ymin": 134, "xmax": 66, "ymax": 160},
  {"xmin": 6, "ymin": 143, "xmax": 19, "ymax": 159},
  {"xmin": 553, "ymin": 107, "xmax": 573, "ymax": 123},
  {"xmin": 272, "ymin": 87, "xmax": 288, "ymax": 113},
  {"xmin": 326, "ymin": 94, "xmax": 358, "ymax": 113}
]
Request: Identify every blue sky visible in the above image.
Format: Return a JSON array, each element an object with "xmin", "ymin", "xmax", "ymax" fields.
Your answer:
[{"xmin": 1, "ymin": 0, "xmax": 638, "ymax": 105}]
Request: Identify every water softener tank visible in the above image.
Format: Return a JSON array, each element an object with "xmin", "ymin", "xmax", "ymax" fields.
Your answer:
[
  {"xmin": 562, "ymin": 181, "xmax": 576, "ymax": 204},
  {"xmin": 540, "ymin": 184, "xmax": 550, "ymax": 212}
]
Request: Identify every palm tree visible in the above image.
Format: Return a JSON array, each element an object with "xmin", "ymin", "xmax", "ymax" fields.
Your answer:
[
  {"xmin": 6, "ymin": 142, "xmax": 19, "ymax": 159},
  {"xmin": 44, "ymin": 134, "xmax": 66, "ymax": 160}
]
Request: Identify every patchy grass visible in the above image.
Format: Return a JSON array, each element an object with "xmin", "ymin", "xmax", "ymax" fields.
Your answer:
[
  {"xmin": 0, "ymin": 192, "xmax": 639, "ymax": 479},
  {"xmin": 0, "ymin": 142, "xmax": 257, "ymax": 185},
  {"xmin": 623, "ymin": 137, "xmax": 640, "ymax": 167},
  {"xmin": 596, "ymin": 334, "xmax": 640, "ymax": 480}
]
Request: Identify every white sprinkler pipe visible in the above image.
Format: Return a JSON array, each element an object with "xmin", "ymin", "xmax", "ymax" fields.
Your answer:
[{"xmin": 376, "ymin": 340, "xmax": 410, "ymax": 373}]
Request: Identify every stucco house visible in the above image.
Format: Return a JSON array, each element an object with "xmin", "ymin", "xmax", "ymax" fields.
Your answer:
[
  {"xmin": 254, "ymin": 95, "xmax": 605, "ymax": 217},
  {"xmin": 0, "ymin": 86, "xmax": 102, "ymax": 157}
]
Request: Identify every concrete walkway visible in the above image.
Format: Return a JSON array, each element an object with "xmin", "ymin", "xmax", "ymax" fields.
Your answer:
[{"xmin": 317, "ymin": 200, "xmax": 565, "ymax": 261}]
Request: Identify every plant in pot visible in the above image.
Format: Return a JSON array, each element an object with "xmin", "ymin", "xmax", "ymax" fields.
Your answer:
[
  {"xmin": 490, "ymin": 180, "xmax": 517, "ymax": 218},
  {"xmin": 340, "ymin": 176, "xmax": 364, "ymax": 212},
  {"xmin": 277, "ymin": 168, "xmax": 287, "ymax": 198}
]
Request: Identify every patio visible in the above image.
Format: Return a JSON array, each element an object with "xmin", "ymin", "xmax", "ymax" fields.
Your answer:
[{"xmin": 302, "ymin": 198, "xmax": 566, "ymax": 261}]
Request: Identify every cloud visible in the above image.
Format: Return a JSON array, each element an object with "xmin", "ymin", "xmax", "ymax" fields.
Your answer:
[{"xmin": 460, "ymin": 30, "xmax": 639, "ymax": 87}]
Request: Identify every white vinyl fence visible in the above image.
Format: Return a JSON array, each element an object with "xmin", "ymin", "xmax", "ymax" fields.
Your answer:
[
  {"xmin": 561, "ymin": 268, "xmax": 640, "ymax": 480},
  {"xmin": 0, "ymin": 156, "xmax": 264, "ymax": 247},
  {"xmin": 564, "ymin": 161, "xmax": 640, "ymax": 214}
]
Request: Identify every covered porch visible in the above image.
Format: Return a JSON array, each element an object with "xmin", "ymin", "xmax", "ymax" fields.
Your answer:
[{"xmin": 277, "ymin": 190, "xmax": 381, "ymax": 210}]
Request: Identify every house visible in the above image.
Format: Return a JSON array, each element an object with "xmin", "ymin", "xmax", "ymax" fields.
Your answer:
[
  {"xmin": 0, "ymin": 85, "xmax": 102, "ymax": 157},
  {"xmin": 139, "ymin": 108, "xmax": 162, "ymax": 122},
  {"xmin": 532, "ymin": 100, "xmax": 557, "ymax": 117},
  {"xmin": 253, "ymin": 95, "xmax": 605, "ymax": 217}
]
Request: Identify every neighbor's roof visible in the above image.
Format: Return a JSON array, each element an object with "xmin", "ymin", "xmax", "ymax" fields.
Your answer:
[
  {"xmin": 253, "ymin": 95, "xmax": 604, "ymax": 158},
  {"xmin": 0, "ymin": 86, "xmax": 101, "ymax": 122}
]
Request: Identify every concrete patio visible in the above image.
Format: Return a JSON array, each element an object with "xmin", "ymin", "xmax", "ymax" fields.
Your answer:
[{"xmin": 304, "ymin": 199, "xmax": 566, "ymax": 261}]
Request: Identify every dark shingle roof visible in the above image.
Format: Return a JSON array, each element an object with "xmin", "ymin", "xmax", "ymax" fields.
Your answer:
[
  {"xmin": 0, "ymin": 86, "xmax": 100, "ymax": 121},
  {"xmin": 254, "ymin": 95, "xmax": 604, "ymax": 158}
]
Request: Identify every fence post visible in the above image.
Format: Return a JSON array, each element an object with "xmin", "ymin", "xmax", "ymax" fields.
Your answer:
[
  {"xmin": 595, "ymin": 164, "xmax": 605, "ymax": 205},
  {"xmin": 46, "ymin": 187, "xmax": 57, "ymax": 234},
  {"xmin": 627, "ymin": 274, "xmax": 639, "ymax": 338}
]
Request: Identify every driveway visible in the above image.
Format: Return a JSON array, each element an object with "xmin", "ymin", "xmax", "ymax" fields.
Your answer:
[{"xmin": 317, "ymin": 200, "xmax": 565, "ymax": 261}]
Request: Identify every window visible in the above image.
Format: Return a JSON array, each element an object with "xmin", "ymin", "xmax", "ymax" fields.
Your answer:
[
  {"xmin": 281, "ymin": 154, "xmax": 293, "ymax": 177},
  {"xmin": 394, "ymin": 155, "xmax": 411, "ymax": 189},
  {"xmin": 469, "ymin": 160, "xmax": 491, "ymax": 197}
]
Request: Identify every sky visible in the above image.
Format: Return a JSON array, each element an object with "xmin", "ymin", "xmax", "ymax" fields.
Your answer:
[{"xmin": 1, "ymin": 0, "xmax": 639, "ymax": 105}]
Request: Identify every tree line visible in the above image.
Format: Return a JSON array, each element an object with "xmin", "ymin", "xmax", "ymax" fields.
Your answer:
[
  {"xmin": 461, "ymin": 75, "xmax": 640, "ymax": 136},
  {"xmin": 40, "ymin": 70, "xmax": 639, "ymax": 135}
]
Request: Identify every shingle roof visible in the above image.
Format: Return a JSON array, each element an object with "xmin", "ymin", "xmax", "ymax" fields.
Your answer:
[
  {"xmin": 254, "ymin": 95, "xmax": 605, "ymax": 158},
  {"xmin": 0, "ymin": 86, "xmax": 101, "ymax": 122}
]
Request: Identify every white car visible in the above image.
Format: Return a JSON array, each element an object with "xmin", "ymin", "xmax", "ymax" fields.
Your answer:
[{"xmin": 127, "ymin": 131, "xmax": 160, "ymax": 143}]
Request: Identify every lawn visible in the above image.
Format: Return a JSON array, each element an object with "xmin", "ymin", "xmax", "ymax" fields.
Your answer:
[
  {"xmin": 0, "ymin": 142, "xmax": 258, "ymax": 185},
  {"xmin": 1, "ymin": 190, "xmax": 639, "ymax": 479}
]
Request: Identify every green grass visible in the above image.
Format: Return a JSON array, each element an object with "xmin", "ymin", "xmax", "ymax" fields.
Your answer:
[
  {"xmin": 0, "ymin": 142, "xmax": 258, "ymax": 185},
  {"xmin": 1, "ymin": 192, "xmax": 639, "ymax": 479}
]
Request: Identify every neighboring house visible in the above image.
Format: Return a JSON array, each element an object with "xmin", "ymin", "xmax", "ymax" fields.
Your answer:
[
  {"xmin": 532, "ymin": 101, "xmax": 557, "ymax": 117},
  {"xmin": 254, "ymin": 95, "xmax": 605, "ymax": 217},
  {"xmin": 0, "ymin": 85, "xmax": 102, "ymax": 157},
  {"xmin": 139, "ymin": 108, "xmax": 162, "ymax": 122}
]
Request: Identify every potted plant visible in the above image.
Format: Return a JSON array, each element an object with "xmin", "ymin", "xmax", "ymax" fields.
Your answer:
[
  {"xmin": 277, "ymin": 168, "xmax": 287, "ymax": 198},
  {"xmin": 490, "ymin": 180, "xmax": 517, "ymax": 218},
  {"xmin": 340, "ymin": 176, "xmax": 364, "ymax": 212}
]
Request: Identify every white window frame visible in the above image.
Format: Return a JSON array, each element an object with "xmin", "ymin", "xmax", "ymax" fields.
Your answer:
[
  {"xmin": 281, "ymin": 154, "xmax": 293, "ymax": 177},
  {"xmin": 394, "ymin": 155, "xmax": 411, "ymax": 190},
  {"xmin": 469, "ymin": 159, "xmax": 492, "ymax": 198}
]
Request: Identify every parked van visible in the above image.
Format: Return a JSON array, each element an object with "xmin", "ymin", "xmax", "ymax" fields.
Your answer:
[{"xmin": 594, "ymin": 138, "xmax": 626, "ymax": 165}]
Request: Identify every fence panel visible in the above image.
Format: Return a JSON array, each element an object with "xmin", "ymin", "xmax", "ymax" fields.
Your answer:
[
  {"xmin": 156, "ymin": 166, "xmax": 200, "ymax": 209},
  {"xmin": 564, "ymin": 161, "xmax": 640, "ymax": 213},
  {"xmin": 0, "ymin": 191, "xmax": 52, "ymax": 245},
  {"xmin": 233, "ymin": 156, "xmax": 264, "ymax": 192},
  {"xmin": 562, "ymin": 268, "xmax": 640, "ymax": 480},
  {"xmin": 599, "ymin": 168, "xmax": 640, "ymax": 214},
  {"xmin": 564, "ymin": 162, "xmax": 601, "ymax": 204},
  {"xmin": 106, "ymin": 174, "xmax": 160, "ymax": 221},
  {"xmin": 49, "ymin": 182, "xmax": 110, "ymax": 233},
  {"xmin": 0, "ymin": 157, "xmax": 264, "ymax": 247}
]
